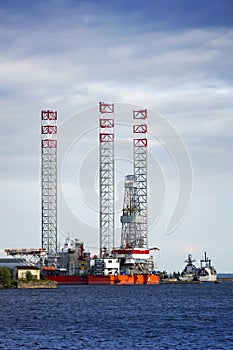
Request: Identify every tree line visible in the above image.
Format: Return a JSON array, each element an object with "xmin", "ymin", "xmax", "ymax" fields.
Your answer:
[{"xmin": 0, "ymin": 267, "xmax": 34, "ymax": 288}]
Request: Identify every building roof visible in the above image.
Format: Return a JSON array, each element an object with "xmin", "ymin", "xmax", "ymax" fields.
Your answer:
[
  {"xmin": 0, "ymin": 258, "xmax": 27, "ymax": 269},
  {"xmin": 15, "ymin": 266, "xmax": 40, "ymax": 270}
]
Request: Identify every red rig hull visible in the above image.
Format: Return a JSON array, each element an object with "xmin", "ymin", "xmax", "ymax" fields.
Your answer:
[
  {"xmin": 42, "ymin": 275, "xmax": 88, "ymax": 285},
  {"xmin": 43, "ymin": 274, "xmax": 159, "ymax": 285},
  {"xmin": 88, "ymin": 274, "xmax": 160, "ymax": 285}
]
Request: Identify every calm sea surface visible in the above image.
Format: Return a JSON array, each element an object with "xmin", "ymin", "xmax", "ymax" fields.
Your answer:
[{"xmin": 0, "ymin": 283, "xmax": 233, "ymax": 349}]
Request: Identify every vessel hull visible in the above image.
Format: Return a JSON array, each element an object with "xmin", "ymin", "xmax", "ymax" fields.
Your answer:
[
  {"xmin": 88, "ymin": 274, "xmax": 160, "ymax": 285},
  {"xmin": 43, "ymin": 275, "xmax": 88, "ymax": 285},
  {"xmin": 198, "ymin": 275, "xmax": 217, "ymax": 282},
  {"xmin": 88, "ymin": 275, "xmax": 112, "ymax": 285},
  {"xmin": 44, "ymin": 274, "xmax": 160, "ymax": 285}
]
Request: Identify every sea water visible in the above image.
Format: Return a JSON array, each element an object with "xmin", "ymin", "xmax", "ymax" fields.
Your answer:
[{"xmin": 0, "ymin": 282, "xmax": 232, "ymax": 349}]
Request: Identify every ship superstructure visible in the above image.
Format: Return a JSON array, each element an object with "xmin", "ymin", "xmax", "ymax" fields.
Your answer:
[{"xmin": 58, "ymin": 237, "xmax": 90, "ymax": 276}]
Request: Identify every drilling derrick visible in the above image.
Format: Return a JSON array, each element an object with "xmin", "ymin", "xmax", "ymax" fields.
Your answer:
[
  {"xmin": 133, "ymin": 109, "xmax": 148, "ymax": 248},
  {"xmin": 41, "ymin": 110, "xmax": 57, "ymax": 257},
  {"xmin": 120, "ymin": 175, "xmax": 143, "ymax": 248},
  {"xmin": 115, "ymin": 109, "xmax": 153, "ymax": 277},
  {"xmin": 99, "ymin": 102, "xmax": 115, "ymax": 258}
]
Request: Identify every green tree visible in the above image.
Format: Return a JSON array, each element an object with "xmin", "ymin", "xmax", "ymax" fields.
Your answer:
[
  {"xmin": 26, "ymin": 271, "xmax": 33, "ymax": 281},
  {"xmin": 0, "ymin": 267, "xmax": 12, "ymax": 288}
]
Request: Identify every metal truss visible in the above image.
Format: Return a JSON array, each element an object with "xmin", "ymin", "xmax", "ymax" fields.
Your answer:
[
  {"xmin": 120, "ymin": 175, "xmax": 144, "ymax": 248},
  {"xmin": 133, "ymin": 109, "xmax": 148, "ymax": 248},
  {"xmin": 41, "ymin": 110, "xmax": 57, "ymax": 256},
  {"xmin": 99, "ymin": 102, "xmax": 115, "ymax": 257}
]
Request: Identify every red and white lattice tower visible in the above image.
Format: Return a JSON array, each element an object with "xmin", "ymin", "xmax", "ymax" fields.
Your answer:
[
  {"xmin": 133, "ymin": 109, "xmax": 148, "ymax": 248},
  {"xmin": 99, "ymin": 102, "xmax": 115, "ymax": 257},
  {"xmin": 41, "ymin": 110, "xmax": 57, "ymax": 256}
]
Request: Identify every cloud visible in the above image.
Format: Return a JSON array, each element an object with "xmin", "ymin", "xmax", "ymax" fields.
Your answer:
[{"xmin": 0, "ymin": 1, "xmax": 232, "ymax": 271}]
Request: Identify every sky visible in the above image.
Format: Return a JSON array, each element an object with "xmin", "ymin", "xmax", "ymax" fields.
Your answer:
[{"xmin": 0, "ymin": 0, "xmax": 232, "ymax": 272}]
